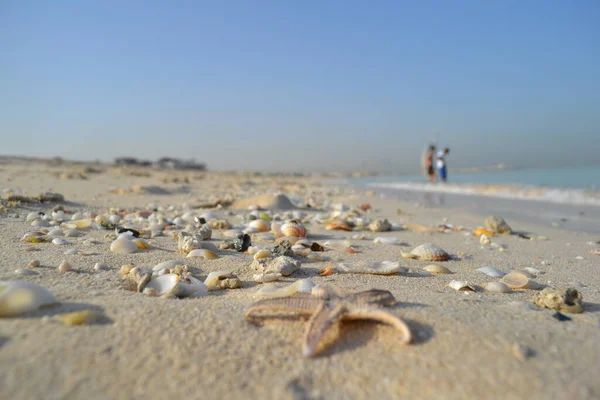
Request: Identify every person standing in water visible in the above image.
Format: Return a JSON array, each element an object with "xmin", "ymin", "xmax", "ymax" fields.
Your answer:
[
  {"xmin": 424, "ymin": 145, "xmax": 437, "ymax": 182},
  {"xmin": 436, "ymin": 147, "xmax": 450, "ymax": 182}
]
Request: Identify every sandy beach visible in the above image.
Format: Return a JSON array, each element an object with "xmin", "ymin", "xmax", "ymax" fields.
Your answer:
[{"xmin": 1, "ymin": 160, "xmax": 599, "ymax": 400}]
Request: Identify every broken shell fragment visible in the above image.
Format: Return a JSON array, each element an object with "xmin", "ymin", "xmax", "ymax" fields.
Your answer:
[
  {"xmin": 186, "ymin": 249, "xmax": 219, "ymax": 259},
  {"xmin": 153, "ymin": 260, "xmax": 186, "ymax": 272},
  {"xmin": 253, "ymin": 249, "xmax": 272, "ymax": 260},
  {"xmin": 449, "ymin": 280, "xmax": 476, "ymax": 292},
  {"xmin": 533, "ymin": 288, "xmax": 583, "ymax": 314},
  {"xmin": 204, "ymin": 270, "xmax": 242, "ymax": 290},
  {"xmin": 55, "ymin": 310, "xmax": 102, "ymax": 326},
  {"xmin": 338, "ymin": 261, "xmax": 407, "ymax": 275},
  {"xmin": 110, "ymin": 236, "xmax": 138, "ymax": 254},
  {"xmin": 145, "ymin": 274, "xmax": 208, "ymax": 298},
  {"xmin": 480, "ymin": 234, "xmax": 491, "ymax": 245},
  {"xmin": 254, "ymin": 279, "xmax": 316, "ymax": 298},
  {"xmin": 373, "ymin": 237, "xmax": 400, "ymax": 245},
  {"xmin": 251, "ymin": 256, "xmax": 301, "ymax": 276},
  {"xmin": 0, "ymin": 281, "xmax": 57, "ymax": 317},
  {"xmin": 252, "ymin": 273, "xmax": 283, "ymax": 283},
  {"xmin": 423, "ymin": 264, "xmax": 453, "ymax": 275}
]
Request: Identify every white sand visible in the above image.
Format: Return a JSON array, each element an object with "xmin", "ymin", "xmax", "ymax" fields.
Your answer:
[{"xmin": 1, "ymin": 161, "xmax": 599, "ymax": 399}]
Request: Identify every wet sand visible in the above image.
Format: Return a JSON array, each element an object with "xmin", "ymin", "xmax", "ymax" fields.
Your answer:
[{"xmin": 1, "ymin": 161, "xmax": 599, "ymax": 399}]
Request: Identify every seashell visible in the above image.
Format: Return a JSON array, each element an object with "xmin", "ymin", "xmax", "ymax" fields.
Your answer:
[
  {"xmin": 373, "ymin": 237, "xmax": 400, "ymax": 245},
  {"xmin": 484, "ymin": 282, "xmax": 511, "ymax": 293},
  {"xmin": 281, "ymin": 220, "xmax": 308, "ymax": 237},
  {"xmin": 476, "ymin": 267, "xmax": 506, "ymax": 278},
  {"xmin": 64, "ymin": 229, "xmax": 82, "ymax": 238},
  {"xmin": 409, "ymin": 243, "xmax": 450, "ymax": 261},
  {"xmin": 291, "ymin": 244, "xmax": 312, "ymax": 257},
  {"xmin": 500, "ymin": 271, "xmax": 531, "ymax": 289},
  {"xmin": 204, "ymin": 270, "xmax": 233, "ymax": 287},
  {"xmin": 27, "ymin": 260, "xmax": 40, "ymax": 269},
  {"xmin": 252, "ymin": 273, "xmax": 283, "ymax": 283},
  {"xmin": 197, "ymin": 242, "xmax": 219, "ymax": 253},
  {"xmin": 255, "ymin": 233, "xmax": 276, "ymax": 242},
  {"xmin": 339, "ymin": 261, "xmax": 406, "ymax": 275},
  {"xmin": 480, "ymin": 234, "xmax": 491, "ymax": 245},
  {"xmin": 186, "ymin": 249, "xmax": 219, "ymax": 259},
  {"xmin": 15, "ymin": 268, "xmax": 37, "ymax": 276},
  {"xmin": 244, "ymin": 226, "xmax": 260, "ymax": 234},
  {"xmin": 254, "ymin": 279, "xmax": 316, "ymax": 298},
  {"xmin": 0, "ymin": 281, "xmax": 57, "ymax": 317},
  {"xmin": 249, "ymin": 220, "xmax": 269, "ymax": 232},
  {"xmin": 120, "ymin": 264, "xmax": 134, "ymax": 275},
  {"xmin": 62, "ymin": 219, "xmax": 92, "ymax": 230},
  {"xmin": 449, "ymin": 280, "xmax": 476, "ymax": 292},
  {"xmin": 63, "ymin": 249, "xmax": 79, "ymax": 255},
  {"xmin": 325, "ymin": 220, "xmax": 353, "ymax": 231},
  {"xmin": 26, "ymin": 212, "xmax": 42, "ymax": 222},
  {"xmin": 93, "ymin": 263, "xmax": 109, "ymax": 271},
  {"xmin": 177, "ymin": 231, "xmax": 202, "ymax": 254},
  {"xmin": 473, "ymin": 228, "xmax": 493, "ymax": 237},
  {"xmin": 153, "ymin": 260, "xmax": 186, "ymax": 272},
  {"xmin": 143, "ymin": 287, "xmax": 157, "ymax": 297},
  {"xmin": 55, "ymin": 310, "xmax": 102, "ymax": 326},
  {"xmin": 47, "ymin": 228, "xmax": 65, "ymax": 237},
  {"xmin": 521, "ymin": 267, "xmax": 541, "ymax": 276},
  {"xmin": 145, "ymin": 274, "xmax": 207, "ymax": 298},
  {"xmin": 58, "ymin": 260, "xmax": 72, "ymax": 272},
  {"xmin": 52, "ymin": 238, "xmax": 70, "ymax": 246},
  {"xmin": 351, "ymin": 233, "xmax": 369, "ymax": 240},
  {"xmin": 423, "ymin": 264, "xmax": 453, "ymax": 275},
  {"xmin": 110, "ymin": 236, "xmax": 138, "ymax": 254},
  {"xmin": 253, "ymin": 249, "xmax": 272, "ymax": 260}
]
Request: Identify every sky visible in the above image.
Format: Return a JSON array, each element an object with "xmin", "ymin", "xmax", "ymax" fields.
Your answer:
[{"xmin": 1, "ymin": 0, "xmax": 599, "ymax": 173}]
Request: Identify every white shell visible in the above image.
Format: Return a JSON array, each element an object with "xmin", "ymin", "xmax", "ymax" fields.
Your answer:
[
  {"xmin": 521, "ymin": 267, "xmax": 541, "ymax": 276},
  {"xmin": 410, "ymin": 243, "xmax": 450, "ymax": 261},
  {"xmin": 0, "ymin": 281, "xmax": 57, "ymax": 317},
  {"xmin": 145, "ymin": 274, "xmax": 207, "ymax": 298},
  {"xmin": 449, "ymin": 280, "xmax": 476, "ymax": 292},
  {"xmin": 52, "ymin": 238, "xmax": 70, "ymax": 246},
  {"xmin": 254, "ymin": 279, "xmax": 316, "ymax": 298},
  {"xmin": 484, "ymin": 282, "xmax": 511, "ymax": 293},
  {"xmin": 110, "ymin": 236, "xmax": 138, "ymax": 254},
  {"xmin": 423, "ymin": 264, "xmax": 453, "ymax": 274},
  {"xmin": 480, "ymin": 234, "xmax": 491, "ymax": 245},
  {"xmin": 63, "ymin": 249, "xmax": 79, "ymax": 255},
  {"xmin": 476, "ymin": 267, "xmax": 506, "ymax": 277},
  {"xmin": 153, "ymin": 260, "xmax": 186, "ymax": 272},
  {"xmin": 338, "ymin": 261, "xmax": 406, "ymax": 275},
  {"xmin": 373, "ymin": 237, "xmax": 400, "ymax": 245}
]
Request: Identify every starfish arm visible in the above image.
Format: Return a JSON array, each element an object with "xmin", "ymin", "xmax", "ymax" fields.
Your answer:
[
  {"xmin": 344, "ymin": 308, "xmax": 412, "ymax": 344},
  {"xmin": 303, "ymin": 303, "xmax": 346, "ymax": 358},
  {"xmin": 245, "ymin": 297, "xmax": 323, "ymax": 320},
  {"xmin": 345, "ymin": 289, "xmax": 397, "ymax": 308}
]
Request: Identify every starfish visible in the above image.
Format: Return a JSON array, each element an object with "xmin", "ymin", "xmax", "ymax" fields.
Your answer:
[{"xmin": 245, "ymin": 284, "xmax": 412, "ymax": 357}]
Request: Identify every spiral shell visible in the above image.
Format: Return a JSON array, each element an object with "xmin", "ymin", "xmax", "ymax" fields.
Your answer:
[
  {"xmin": 281, "ymin": 220, "xmax": 307, "ymax": 238},
  {"xmin": 410, "ymin": 243, "xmax": 450, "ymax": 261}
]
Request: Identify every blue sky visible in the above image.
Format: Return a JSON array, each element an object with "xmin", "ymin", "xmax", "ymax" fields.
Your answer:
[{"xmin": 1, "ymin": 0, "xmax": 599, "ymax": 172}]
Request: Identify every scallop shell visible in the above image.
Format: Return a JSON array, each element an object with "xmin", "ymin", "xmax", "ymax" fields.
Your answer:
[
  {"xmin": 476, "ymin": 267, "xmax": 506, "ymax": 278},
  {"xmin": 500, "ymin": 271, "xmax": 530, "ymax": 289},
  {"xmin": 410, "ymin": 244, "xmax": 450, "ymax": 261},
  {"xmin": 484, "ymin": 282, "xmax": 511, "ymax": 293},
  {"xmin": 281, "ymin": 220, "xmax": 307, "ymax": 238},
  {"xmin": 249, "ymin": 220, "xmax": 269, "ymax": 232},
  {"xmin": 448, "ymin": 280, "xmax": 476, "ymax": 292},
  {"xmin": 325, "ymin": 220, "xmax": 353, "ymax": 231},
  {"xmin": 338, "ymin": 261, "xmax": 406, "ymax": 275},
  {"xmin": 423, "ymin": 264, "xmax": 453, "ymax": 274},
  {"xmin": 110, "ymin": 236, "xmax": 138, "ymax": 254},
  {"xmin": 0, "ymin": 281, "xmax": 57, "ymax": 317},
  {"xmin": 253, "ymin": 279, "xmax": 316, "ymax": 298}
]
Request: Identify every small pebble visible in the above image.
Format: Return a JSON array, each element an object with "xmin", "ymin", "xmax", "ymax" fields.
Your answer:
[
  {"xmin": 58, "ymin": 260, "xmax": 72, "ymax": 272},
  {"xmin": 27, "ymin": 260, "xmax": 40, "ymax": 269}
]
